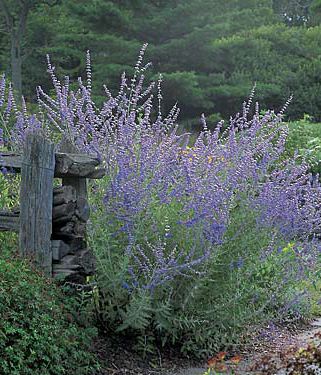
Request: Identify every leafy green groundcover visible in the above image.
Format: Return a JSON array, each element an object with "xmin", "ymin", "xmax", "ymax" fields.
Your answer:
[
  {"xmin": 286, "ymin": 116, "xmax": 321, "ymax": 174},
  {"xmin": 0, "ymin": 251, "xmax": 99, "ymax": 375}
]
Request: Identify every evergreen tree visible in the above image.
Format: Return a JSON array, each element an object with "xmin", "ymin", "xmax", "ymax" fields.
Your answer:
[
  {"xmin": 273, "ymin": 0, "xmax": 314, "ymax": 25},
  {"xmin": 1, "ymin": 0, "xmax": 321, "ymax": 123},
  {"xmin": 0, "ymin": 0, "xmax": 59, "ymax": 99}
]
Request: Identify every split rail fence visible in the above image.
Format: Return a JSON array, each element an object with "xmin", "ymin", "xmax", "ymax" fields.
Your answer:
[{"xmin": 0, "ymin": 132, "xmax": 105, "ymax": 280}]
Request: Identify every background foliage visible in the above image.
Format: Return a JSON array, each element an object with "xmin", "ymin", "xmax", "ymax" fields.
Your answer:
[{"xmin": 1, "ymin": 0, "xmax": 321, "ymax": 124}]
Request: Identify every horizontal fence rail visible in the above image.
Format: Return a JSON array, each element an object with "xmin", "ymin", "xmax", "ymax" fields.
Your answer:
[
  {"xmin": 0, "ymin": 151, "xmax": 105, "ymax": 178},
  {"xmin": 0, "ymin": 210, "xmax": 19, "ymax": 231}
]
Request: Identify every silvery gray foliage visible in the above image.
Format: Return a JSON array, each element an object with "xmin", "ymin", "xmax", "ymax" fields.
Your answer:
[{"xmin": 1, "ymin": 47, "xmax": 321, "ymax": 290}]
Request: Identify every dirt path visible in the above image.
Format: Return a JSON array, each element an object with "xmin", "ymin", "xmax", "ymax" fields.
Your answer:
[
  {"xmin": 95, "ymin": 318, "xmax": 321, "ymax": 374},
  {"xmin": 172, "ymin": 318, "xmax": 321, "ymax": 375}
]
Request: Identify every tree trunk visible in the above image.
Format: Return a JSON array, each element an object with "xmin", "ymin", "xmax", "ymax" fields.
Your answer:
[
  {"xmin": 0, "ymin": 0, "xmax": 29, "ymax": 103},
  {"xmin": 10, "ymin": 32, "xmax": 22, "ymax": 101}
]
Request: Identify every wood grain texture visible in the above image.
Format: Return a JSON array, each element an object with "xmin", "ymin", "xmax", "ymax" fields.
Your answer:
[
  {"xmin": 53, "ymin": 185, "xmax": 77, "ymax": 205},
  {"xmin": 0, "ymin": 211, "xmax": 19, "ymax": 231},
  {"xmin": 0, "ymin": 151, "xmax": 105, "ymax": 179},
  {"xmin": 60, "ymin": 141, "xmax": 88, "ymax": 209},
  {"xmin": 75, "ymin": 197, "xmax": 90, "ymax": 222},
  {"xmin": 51, "ymin": 240, "xmax": 71, "ymax": 261},
  {"xmin": 19, "ymin": 133, "xmax": 55, "ymax": 276},
  {"xmin": 52, "ymin": 201, "xmax": 77, "ymax": 223},
  {"xmin": 0, "ymin": 152, "xmax": 22, "ymax": 169},
  {"xmin": 1, "ymin": 137, "xmax": 98, "ymax": 280},
  {"xmin": 54, "ymin": 152, "xmax": 105, "ymax": 178}
]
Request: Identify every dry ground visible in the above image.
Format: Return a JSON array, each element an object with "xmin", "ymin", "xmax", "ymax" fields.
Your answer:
[{"xmin": 94, "ymin": 318, "xmax": 321, "ymax": 375}]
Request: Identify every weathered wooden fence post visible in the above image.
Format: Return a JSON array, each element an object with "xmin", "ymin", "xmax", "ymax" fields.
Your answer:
[
  {"xmin": 60, "ymin": 139, "xmax": 88, "ymax": 201},
  {"xmin": 1, "ymin": 135, "xmax": 104, "ymax": 280},
  {"xmin": 52, "ymin": 139, "xmax": 92, "ymax": 282},
  {"xmin": 19, "ymin": 132, "xmax": 55, "ymax": 276}
]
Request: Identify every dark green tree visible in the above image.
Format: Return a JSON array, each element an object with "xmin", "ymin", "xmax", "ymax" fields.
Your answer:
[
  {"xmin": 0, "ymin": 0, "xmax": 58, "ymax": 99},
  {"xmin": 273, "ymin": 0, "xmax": 314, "ymax": 25},
  {"xmin": 1, "ymin": 0, "xmax": 321, "ymax": 123},
  {"xmin": 310, "ymin": 0, "xmax": 321, "ymax": 23}
]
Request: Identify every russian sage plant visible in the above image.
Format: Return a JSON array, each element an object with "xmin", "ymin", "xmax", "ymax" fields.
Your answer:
[{"xmin": 1, "ymin": 47, "xmax": 321, "ymax": 356}]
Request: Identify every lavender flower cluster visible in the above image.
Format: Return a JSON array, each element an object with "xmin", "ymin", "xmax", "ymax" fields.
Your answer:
[{"xmin": 1, "ymin": 48, "xmax": 321, "ymax": 290}]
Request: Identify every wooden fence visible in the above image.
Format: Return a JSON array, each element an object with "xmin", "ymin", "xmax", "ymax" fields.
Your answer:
[{"xmin": 0, "ymin": 132, "xmax": 105, "ymax": 280}]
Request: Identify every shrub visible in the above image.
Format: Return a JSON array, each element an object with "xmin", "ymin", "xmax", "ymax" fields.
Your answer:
[
  {"xmin": 1, "ymin": 47, "xmax": 321, "ymax": 358},
  {"xmin": 90, "ymin": 192, "xmax": 318, "ymax": 357},
  {"xmin": 0, "ymin": 253, "xmax": 98, "ymax": 375},
  {"xmin": 285, "ymin": 114, "xmax": 321, "ymax": 175}
]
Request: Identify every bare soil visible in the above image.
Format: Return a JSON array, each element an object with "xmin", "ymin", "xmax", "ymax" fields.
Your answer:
[{"xmin": 93, "ymin": 318, "xmax": 321, "ymax": 375}]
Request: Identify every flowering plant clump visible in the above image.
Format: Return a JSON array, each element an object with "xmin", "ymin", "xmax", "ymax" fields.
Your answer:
[{"xmin": 1, "ymin": 47, "xmax": 321, "ymax": 356}]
